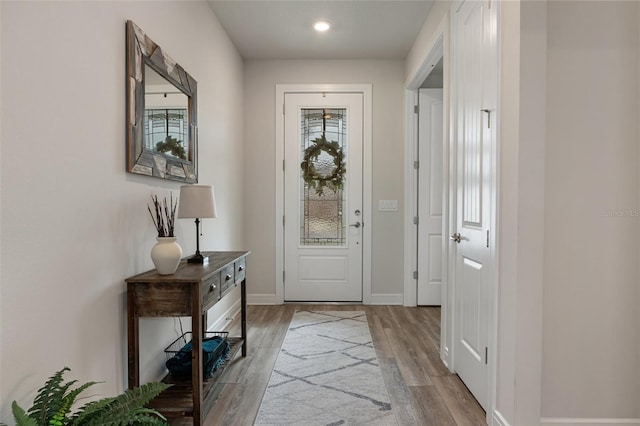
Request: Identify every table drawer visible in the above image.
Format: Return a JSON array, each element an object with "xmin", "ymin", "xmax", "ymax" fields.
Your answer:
[
  {"xmin": 220, "ymin": 264, "xmax": 235, "ymax": 297},
  {"xmin": 201, "ymin": 273, "xmax": 220, "ymax": 308},
  {"xmin": 235, "ymin": 257, "xmax": 246, "ymax": 283}
]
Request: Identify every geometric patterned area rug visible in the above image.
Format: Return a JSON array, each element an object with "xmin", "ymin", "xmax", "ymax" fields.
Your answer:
[{"xmin": 254, "ymin": 311, "xmax": 397, "ymax": 425}]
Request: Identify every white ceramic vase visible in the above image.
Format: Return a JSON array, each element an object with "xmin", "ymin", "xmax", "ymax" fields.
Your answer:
[{"xmin": 151, "ymin": 236, "xmax": 182, "ymax": 275}]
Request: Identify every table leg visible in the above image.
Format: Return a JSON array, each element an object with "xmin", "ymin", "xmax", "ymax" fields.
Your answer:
[
  {"xmin": 241, "ymin": 278, "xmax": 247, "ymax": 357},
  {"xmin": 192, "ymin": 286, "xmax": 203, "ymax": 425},
  {"xmin": 127, "ymin": 286, "xmax": 139, "ymax": 389}
]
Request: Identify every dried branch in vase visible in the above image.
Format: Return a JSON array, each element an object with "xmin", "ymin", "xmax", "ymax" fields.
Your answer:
[{"xmin": 148, "ymin": 193, "xmax": 177, "ymax": 237}]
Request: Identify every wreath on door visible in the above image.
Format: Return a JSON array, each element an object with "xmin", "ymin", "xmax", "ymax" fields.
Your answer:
[{"xmin": 300, "ymin": 136, "xmax": 346, "ymax": 196}]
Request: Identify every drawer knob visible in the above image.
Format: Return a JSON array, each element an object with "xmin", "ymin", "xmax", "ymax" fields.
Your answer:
[
  {"xmin": 225, "ymin": 274, "xmax": 232, "ymax": 281},
  {"xmin": 210, "ymin": 283, "xmax": 216, "ymax": 291},
  {"xmin": 238, "ymin": 265, "xmax": 244, "ymax": 272}
]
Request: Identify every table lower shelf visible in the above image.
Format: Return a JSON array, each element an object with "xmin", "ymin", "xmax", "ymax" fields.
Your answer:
[{"xmin": 147, "ymin": 337, "xmax": 244, "ymax": 421}]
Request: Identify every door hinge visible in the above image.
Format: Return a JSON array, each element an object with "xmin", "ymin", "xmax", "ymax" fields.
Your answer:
[
  {"xmin": 413, "ymin": 216, "xmax": 419, "ymax": 225},
  {"xmin": 283, "ymin": 270, "xmax": 285, "ymax": 283},
  {"xmin": 283, "ymin": 216, "xmax": 285, "ymax": 226},
  {"xmin": 283, "ymin": 159, "xmax": 285, "ymax": 171},
  {"xmin": 485, "ymin": 347, "xmax": 488, "ymax": 364},
  {"xmin": 413, "ymin": 161, "xmax": 420, "ymax": 170},
  {"xmin": 481, "ymin": 109, "xmax": 492, "ymax": 129},
  {"xmin": 414, "ymin": 105, "xmax": 420, "ymax": 114},
  {"xmin": 283, "ymin": 103, "xmax": 285, "ymax": 115},
  {"xmin": 413, "ymin": 271, "xmax": 418, "ymax": 280},
  {"xmin": 486, "ymin": 230, "xmax": 490, "ymax": 248}
]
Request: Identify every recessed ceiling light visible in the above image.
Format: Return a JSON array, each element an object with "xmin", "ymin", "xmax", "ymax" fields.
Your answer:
[{"xmin": 314, "ymin": 21, "xmax": 331, "ymax": 32}]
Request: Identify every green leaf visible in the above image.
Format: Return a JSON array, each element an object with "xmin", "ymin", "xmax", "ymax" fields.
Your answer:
[
  {"xmin": 28, "ymin": 367, "xmax": 73, "ymax": 425},
  {"xmin": 82, "ymin": 409, "xmax": 167, "ymax": 426},
  {"xmin": 71, "ymin": 397, "xmax": 117, "ymax": 425},
  {"xmin": 49, "ymin": 380, "xmax": 100, "ymax": 426},
  {"xmin": 12, "ymin": 401, "xmax": 38, "ymax": 426},
  {"xmin": 11, "ymin": 368, "xmax": 168, "ymax": 426},
  {"xmin": 73, "ymin": 382, "xmax": 169, "ymax": 426}
]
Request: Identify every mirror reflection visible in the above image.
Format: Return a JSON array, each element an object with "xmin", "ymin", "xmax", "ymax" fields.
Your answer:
[
  {"xmin": 144, "ymin": 65, "xmax": 189, "ymax": 160},
  {"xmin": 126, "ymin": 20, "xmax": 197, "ymax": 183}
]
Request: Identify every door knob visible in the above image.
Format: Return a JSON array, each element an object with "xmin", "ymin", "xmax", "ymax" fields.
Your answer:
[
  {"xmin": 349, "ymin": 222, "xmax": 361, "ymax": 228},
  {"xmin": 450, "ymin": 233, "xmax": 462, "ymax": 243}
]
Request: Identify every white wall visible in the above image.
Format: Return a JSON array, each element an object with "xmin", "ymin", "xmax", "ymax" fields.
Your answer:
[
  {"xmin": 497, "ymin": 0, "xmax": 640, "ymax": 423},
  {"xmin": 243, "ymin": 60, "xmax": 405, "ymax": 300},
  {"xmin": 405, "ymin": 1, "xmax": 449, "ymax": 84},
  {"xmin": 0, "ymin": 1, "xmax": 244, "ymax": 420},
  {"xmin": 494, "ymin": 1, "xmax": 521, "ymax": 422},
  {"xmin": 496, "ymin": 1, "xmax": 547, "ymax": 423},
  {"xmin": 542, "ymin": 1, "xmax": 639, "ymax": 420}
]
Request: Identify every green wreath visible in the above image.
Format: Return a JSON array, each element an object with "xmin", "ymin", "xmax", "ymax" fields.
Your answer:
[
  {"xmin": 300, "ymin": 136, "xmax": 346, "ymax": 196},
  {"xmin": 155, "ymin": 135, "xmax": 186, "ymax": 160}
]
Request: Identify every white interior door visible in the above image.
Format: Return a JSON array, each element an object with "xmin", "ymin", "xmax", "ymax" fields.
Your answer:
[
  {"xmin": 452, "ymin": 0, "xmax": 497, "ymax": 411},
  {"xmin": 284, "ymin": 93, "xmax": 363, "ymax": 302},
  {"xmin": 417, "ymin": 89, "xmax": 444, "ymax": 306}
]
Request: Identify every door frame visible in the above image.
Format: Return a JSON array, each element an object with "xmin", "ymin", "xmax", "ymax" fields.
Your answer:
[
  {"xmin": 403, "ymin": 14, "xmax": 453, "ymax": 367},
  {"xmin": 275, "ymin": 84, "xmax": 373, "ymax": 304}
]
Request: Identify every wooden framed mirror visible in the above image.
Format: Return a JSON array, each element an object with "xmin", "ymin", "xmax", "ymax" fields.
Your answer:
[{"xmin": 126, "ymin": 20, "xmax": 198, "ymax": 183}]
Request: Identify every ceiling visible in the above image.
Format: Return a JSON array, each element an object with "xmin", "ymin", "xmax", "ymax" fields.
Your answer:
[{"xmin": 207, "ymin": 1, "xmax": 435, "ymax": 60}]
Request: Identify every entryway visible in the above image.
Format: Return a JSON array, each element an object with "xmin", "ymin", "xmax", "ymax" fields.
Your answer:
[
  {"xmin": 284, "ymin": 92, "xmax": 362, "ymax": 301},
  {"xmin": 275, "ymin": 85, "xmax": 373, "ymax": 304},
  {"xmin": 405, "ymin": 0, "xmax": 498, "ymax": 416}
]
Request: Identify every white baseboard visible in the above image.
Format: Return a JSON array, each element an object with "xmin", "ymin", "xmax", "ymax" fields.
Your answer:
[
  {"xmin": 440, "ymin": 345, "xmax": 451, "ymax": 371},
  {"xmin": 207, "ymin": 299, "xmax": 241, "ymax": 331},
  {"xmin": 247, "ymin": 294, "xmax": 278, "ymax": 305},
  {"xmin": 247, "ymin": 293, "xmax": 402, "ymax": 305},
  {"xmin": 370, "ymin": 293, "xmax": 403, "ymax": 305},
  {"xmin": 489, "ymin": 411, "xmax": 640, "ymax": 426},
  {"xmin": 540, "ymin": 418, "xmax": 640, "ymax": 425},
  {"xmin": 492, "ymin": 410, "xmax": 510, "ymax": 426}
]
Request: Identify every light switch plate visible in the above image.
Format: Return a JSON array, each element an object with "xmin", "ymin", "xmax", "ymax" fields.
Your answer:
[{"xmin": 378, "ymin": 200, "xmax": 398, "ymax": 211}]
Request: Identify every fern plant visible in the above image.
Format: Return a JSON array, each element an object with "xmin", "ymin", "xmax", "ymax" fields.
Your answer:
[{"xmin": 8, "ymin": 367, "xmax": 169, "ymax": 426}]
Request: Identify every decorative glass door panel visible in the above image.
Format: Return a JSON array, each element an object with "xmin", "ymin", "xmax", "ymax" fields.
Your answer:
[{"xmin": 300, "ymin": 108, "xmax": 347, "ymax": 246}]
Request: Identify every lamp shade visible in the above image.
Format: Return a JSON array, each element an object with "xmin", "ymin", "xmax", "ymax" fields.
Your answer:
[{"xmin": 178, "ymin": 185, "xmax": 217, "ymax": 219}]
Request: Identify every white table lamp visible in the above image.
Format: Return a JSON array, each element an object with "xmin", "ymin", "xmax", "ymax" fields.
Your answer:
[{"xmin": 178, "ymin": 185, "xmax": 217, "ymax": 263}]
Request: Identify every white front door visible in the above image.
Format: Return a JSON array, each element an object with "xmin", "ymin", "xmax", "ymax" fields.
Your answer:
[
  {"xmin": 417, "ymin": 89, "xmax": 444, "ymax": 306},
  {"xmin": 284, "ymin": 93, "xmax": 363, "ymax": 302},
  {"xmin": 452, "ymin": 0, "xmax": 497, "ymax": 411}
]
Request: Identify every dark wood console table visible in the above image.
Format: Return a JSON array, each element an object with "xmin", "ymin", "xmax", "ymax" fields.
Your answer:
[{"xmin": 126, "ymin": 251, "xmax": 249, "ymax": 425}]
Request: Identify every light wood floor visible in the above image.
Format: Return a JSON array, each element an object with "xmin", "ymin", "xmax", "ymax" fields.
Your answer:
[{"xmin": 206, "ymin": 305, "xmax": 486, "ymax": 425}]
